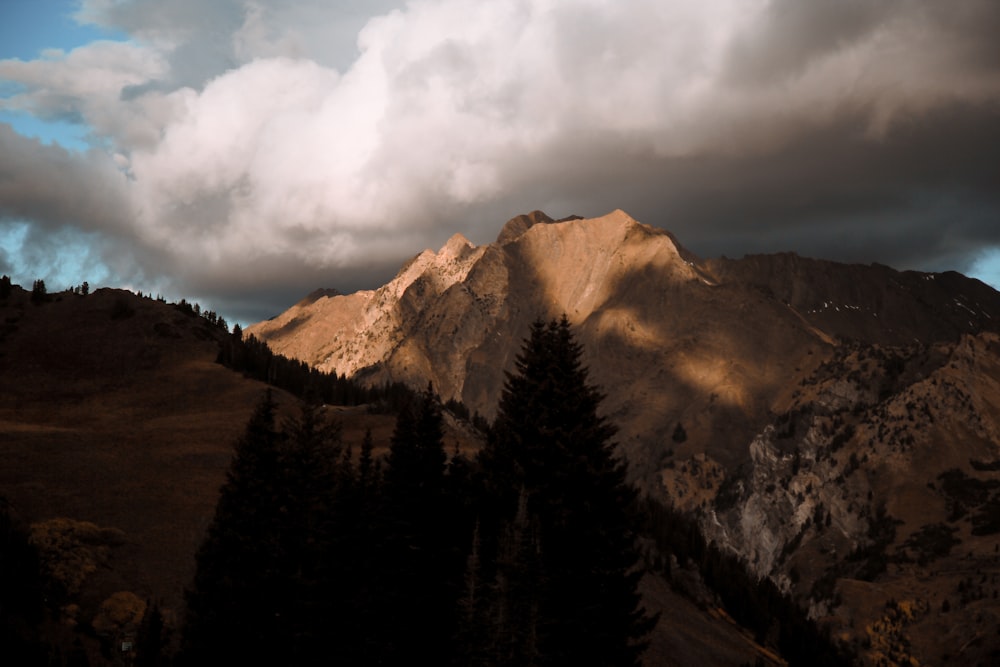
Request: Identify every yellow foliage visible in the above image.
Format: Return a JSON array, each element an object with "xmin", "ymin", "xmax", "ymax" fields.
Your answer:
[
  {"xmin": 29, "ymin": 517, "xmax": 126, "ymax": 595},
  {"xmin": 93, "ymin": 591, "xmax": 146, "ymax": 636}
]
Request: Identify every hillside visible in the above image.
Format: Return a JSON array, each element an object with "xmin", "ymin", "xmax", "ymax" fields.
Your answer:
[
  {"xmin": 0, "ymin": 283, "xmax": 779, "ymax": 666},
  {"xmin": 0, "ymin": 287, "xmax": 407, "ymax": 653},
  {"xmin": 250, "ymin": 210, "xmax": 1000, "ymax": 664}
]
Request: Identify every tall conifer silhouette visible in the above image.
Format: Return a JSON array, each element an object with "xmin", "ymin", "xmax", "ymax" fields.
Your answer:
[
  {"xmin": 181, "ymin": 390, "xmax": 286, "ymax": 665},
  {"xmin": 380, "ymin": 385, "xmax": 454, "ymax": 664},
  {"xmin": 479, "ymin": 317, "xmax": 653, "ymax": 666}
]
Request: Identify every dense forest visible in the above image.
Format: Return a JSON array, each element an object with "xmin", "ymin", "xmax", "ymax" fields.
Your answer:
[
  {"xmin": 181, "ymin": 318, "xmax": 654, "ymax": 666},
  {"xmin": 182, "ymin": 317, "xmax": 849, "ymax": 666},
  {"xmin": 216, "ymin": 328, "xmax": 416, "ymax": 411}
]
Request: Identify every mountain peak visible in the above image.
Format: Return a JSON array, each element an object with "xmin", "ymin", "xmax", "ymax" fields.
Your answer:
[
  {"xmin": 496, "ymin": 208, "xmax": 653, "ymax": 245},
  {"xmin": 440, "ymin": 232, "xmax": 474, "ymax": 260},
  {"xmin": 601, "ymin": 208, "xmax": 639, "ymax": 226},
  {"xmin": 296, "ymin": 288, "xmax": 341, "ymax": 308},
  {"xmin": 496, "ymin": 210, "xmax": 555, "ymax": 245}
]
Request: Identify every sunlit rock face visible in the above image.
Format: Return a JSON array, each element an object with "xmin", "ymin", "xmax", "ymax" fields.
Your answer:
[
  {"xmin": 249, "ymin": 209, "xmax": 1000, "ymax": 665},
  {"xmin": 249, "ymin": 209, "xmax": 1000, "ymax": 486},
  {"xmin": 249, "ymin": 209, "xmax": 812, "ymax": 481}
]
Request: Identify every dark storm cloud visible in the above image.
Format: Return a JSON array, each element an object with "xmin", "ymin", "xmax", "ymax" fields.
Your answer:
[
  {"xmin": 0, "ymin": 125, "xmax": 131, "ymax": 235},
  {"xmin": 0, "ymin": 0, "xmax": 998, "ymax": 322},
  {"xmin": 616, "ymin": 101, "xmax": 1000, "ymax": 272},
  {"xmin": 723, "ymin": 0, "xmax": 894, "ymax": 85}
]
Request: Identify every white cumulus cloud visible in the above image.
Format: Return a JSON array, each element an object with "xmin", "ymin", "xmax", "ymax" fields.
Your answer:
[{"xmin": 0, "ymin": 0, "xmax": 998, "ymax": 321}]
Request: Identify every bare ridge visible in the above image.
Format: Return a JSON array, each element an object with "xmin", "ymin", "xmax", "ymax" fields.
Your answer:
[
  {"xmin": 495, "ymin": 209, "xmax": 555, "ymax": 245},
  {"xmin": 248, "ymin": 208, "xmax": 1000, "ymax": 489}
]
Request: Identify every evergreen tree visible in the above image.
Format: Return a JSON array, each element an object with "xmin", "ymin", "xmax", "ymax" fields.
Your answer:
[
  {"xmin": 0, "ymin": 498, "xmax": 48, "ymax": 666},
  {"xmin": 357, "ymin": 428, "xmax": 379, "ymax": 498},
  {"xmin": 30, "ymin": 279, "xmax": 46, "ymax": 304},
  {"xmin": 380, "ymin": 385, "xmax": 459, "ymax": 664},
  {"xmin": 181, "ymin": 390, "xmax": 287, "ymax": 666},
  {"xmin": 329, "ymin": 428, "xmax": 383, "ymax": 665},
  {"xmin": 478, "ymin": 317, "xmax": 654, "ymax": 666},
  {"xmin": 385, "ymin": 383, "xmax": 447, "ymax": 499},
  {"xmin": 135, "ymin": 601, "xmax": 168, "ymax": 667},
  {"xmin": 489, "ymin": 489, "xmax": 544, "ymax": 667},
  {"xmin": 278, "ymin": 397, "xmax": 343, "ymax": 664},
  {"xmin": 672, "ymin": 422, "xmax": 687, "ymax": 443},
  {"xmin": 456, "ymin": 520, "xmax": 489, "ymax": 667}
]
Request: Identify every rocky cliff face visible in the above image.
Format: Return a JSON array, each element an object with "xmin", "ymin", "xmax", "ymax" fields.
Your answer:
[
  {"xmin": 691, "ymin": 333, "xmax": 1000, "ymax": 664},
  {"xmin": 249, "ymin": 210, "xmax": 1000, "ymax": 478},
  {"xmin": 249, "ymin": 210, "xmax": 1000, "ymax": 663}
]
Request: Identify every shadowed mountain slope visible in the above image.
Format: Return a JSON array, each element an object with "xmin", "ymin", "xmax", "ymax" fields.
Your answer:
[
  {"xmin": 0, "ymin": 283, "xmax": 783, "ymax": 667},
  {"xmin": 0, "ymin": 288, "xmax": 280, "ymax": 618},
  {"xmin": 250, "ymin": 210, "xmax": 1000, "ymax": 664},
  {"xmin": 0, "ymin": 288, "xmax": 408, "ymax": 638},
  {"xmin": 249, "ymin": 210, "xmax": 1000, "ymax": 482}
]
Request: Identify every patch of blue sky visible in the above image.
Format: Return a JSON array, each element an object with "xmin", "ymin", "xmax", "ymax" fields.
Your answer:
[
  {"xmin": 969, "ymin": 248, "xmax": 1000, "ymax": 292},
  {"xmin": 0, "ymin": 0, "xmax": 127, "ymax": 62},
  {"xmin": 0, "ymin": 221, "xmax": 112, "ymax": 291},
  {"xmin": 1, "ymin": 1, "xmax": 127, "ymax": 151},
  {"xmin": 0, "ymin": 110, "xmax": 93, "ymax": 151},
  {"xmin": 0, "ymin": 222, "xmax": 30, "ymax": 274}
]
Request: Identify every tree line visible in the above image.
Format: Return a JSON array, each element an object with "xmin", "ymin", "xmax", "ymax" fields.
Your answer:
[
  {"xmin": 0, "ymin": 310, "xmax": 853, "ymax": 665},
  {"xmin": 637, "ymin": 497, "xmax": 850, "ymax": 666},
  {"xmin": 180, "ymin": 318, "xmax": 653, "ymax": 666},
  {"xmin": 216, "ymin": 328, "xmax": 415, "ymax": 411}
]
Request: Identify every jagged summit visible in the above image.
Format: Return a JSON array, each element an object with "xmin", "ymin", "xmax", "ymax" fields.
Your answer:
[
  {"xmin": 296, "ymin": 288, "xmax": 341, "ymax": 308},
  {"xmin": 495, "ymin": 210, "xmax": 594, "ymax": 245},
  {"xmin": 496, "ymin": 209, "xmax": 555, "ymax": 245},
  {"xmin": 248, "ymin": 208, "xmax": 1000, "ymax": 477},
  {"xmin": 248, "ymin": 209, "xmax": 706, "ymax": 402}
]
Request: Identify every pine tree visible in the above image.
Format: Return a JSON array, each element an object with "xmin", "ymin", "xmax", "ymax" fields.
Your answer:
[
  {"xmin": 330, "ymin": 428, "xmax": 383, "ymax": 665},
  {"xmin": 135, "ymin": 600, "xmax": 168, "ymax": 667},
  {"xmin": 380, "ymin": 384, "xmax": 455, "ymax": 664},
  {"xmin": 489, "ymin": 489, "xmax": 544, "ymax": 667},
  {"xmin": 279, "ymin": 397, "xmax": 343, "ymax": 664},
  {"xmin": 358, "ymin": 428, "xmax": 378, "ymax": 498},
  {"xmin": 478, "ymin": 317, "xmax": 654, "ymax": 666},
  {"xmin": 181, "ymin": 390, "xmax": 287, "ymax": 666},
  {"xmin": 385, "ymin": 383, "xmax": 447, "ymax": 500},
  {"xmin": 30, "ymin": 279, "xmax": 46, "ymax": 304}
]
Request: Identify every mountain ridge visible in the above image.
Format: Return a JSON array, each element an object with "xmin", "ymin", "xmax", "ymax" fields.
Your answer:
[
  {"xmin": 248, "ymin": 209, "xmax": 1000, "ymax": 478},
  {"xmin": 248, "ymin": 209, "xmax": 1000, "ymax": 664},
  {"xmin": 0, "ymin": 282, "xmax": 794, "ymax": 666}
]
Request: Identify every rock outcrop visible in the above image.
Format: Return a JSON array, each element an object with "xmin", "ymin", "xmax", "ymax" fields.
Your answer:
[
  {"xmin": 250, "ymin": 210, "xmax": 1000, "ymax": 482},
  {"xmin": 250, "ymin": 209, "xmax": 1000, "ymax": 664}
]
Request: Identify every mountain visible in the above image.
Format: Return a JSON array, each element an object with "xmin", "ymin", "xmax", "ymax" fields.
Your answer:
[
  {"xmin": 248, "ymin": 209, "xmax": 1000, "ymax": 477},
  {"xmin": 250, "ymin": 210, "xmax": 1000, "ymax": 665},
  {"xmin": 0, "ymin": 282, "xmax": 783, "ymax": 667}
]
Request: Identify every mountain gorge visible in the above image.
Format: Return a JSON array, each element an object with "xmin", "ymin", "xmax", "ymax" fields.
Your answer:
[{"xmin": 250, "ymin": 210, "xmax": 1000, "ymax": 665}]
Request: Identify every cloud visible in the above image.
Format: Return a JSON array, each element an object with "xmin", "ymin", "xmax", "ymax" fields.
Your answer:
[
  {"xmin": 0, "ymin": 125, "xmax": 131, "ymax": 234},
  {"xmin": 0, "ymin": 0, "xmax": 998, "ymax": 322}
]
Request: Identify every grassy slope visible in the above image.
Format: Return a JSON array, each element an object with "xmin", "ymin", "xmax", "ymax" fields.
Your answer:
[
  {"xmin": 0, "ymin": 286, "xmax": 777, "ymax": 666},
  {"xmin": 0, "ymin": 288, "xmax": 399, "ymax": 623}
]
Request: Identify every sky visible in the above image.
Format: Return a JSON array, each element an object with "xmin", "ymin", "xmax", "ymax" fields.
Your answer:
[{"xmin": 1, "ymin": 0, "xmax": 999, "ymax": 324}]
